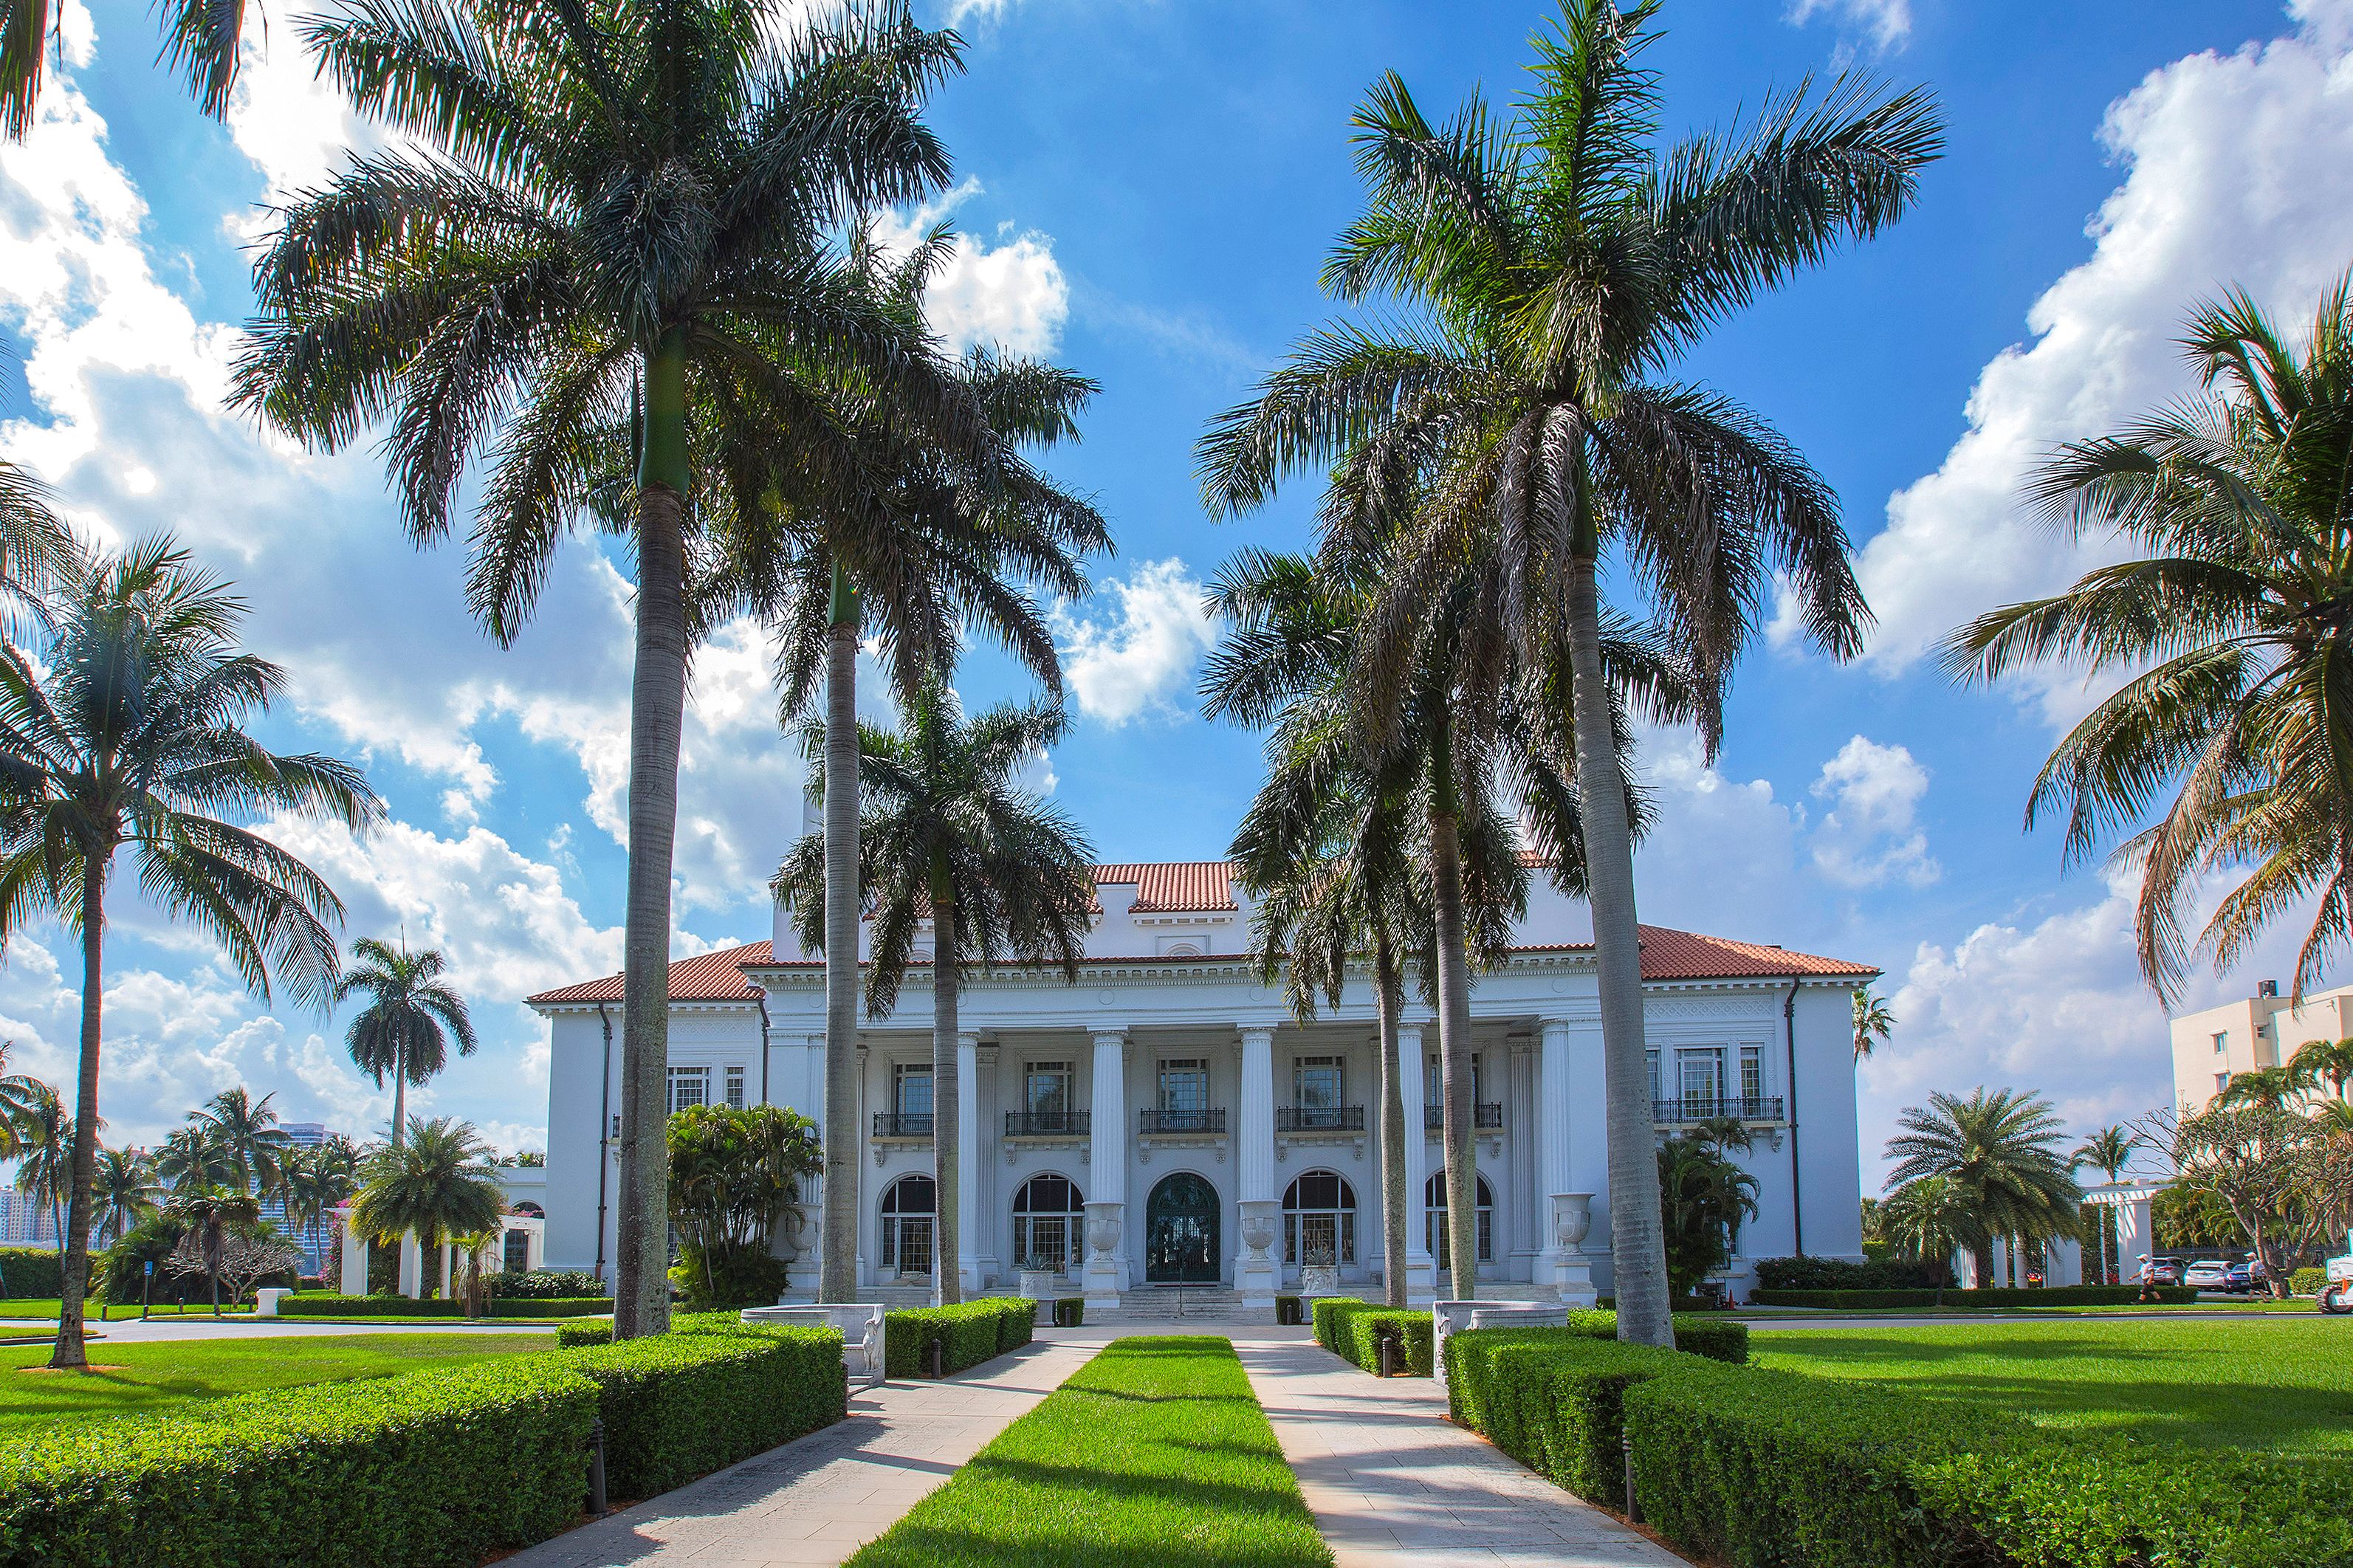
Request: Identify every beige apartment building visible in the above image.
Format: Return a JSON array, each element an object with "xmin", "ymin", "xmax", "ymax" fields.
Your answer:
[{"xmin": 2170, "ymin": 980, "xmax": 2353, "ymax": 1112}]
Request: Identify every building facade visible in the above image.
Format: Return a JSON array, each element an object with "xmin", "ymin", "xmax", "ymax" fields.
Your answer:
[
  {"xmin": 528, "ymin": 862, "xmax": 1875, "ymax": 1304},
  {"xmin": 2169, "ymin": 980, "xmax": 2353, "ymax": 1113}
]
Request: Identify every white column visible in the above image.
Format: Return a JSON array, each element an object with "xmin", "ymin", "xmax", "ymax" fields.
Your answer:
[
  {"xmin": 1396, "ymin": 1022, "xmax": 1434, "ymax": 1300},
  {"xmin": 2044, "ymin": 1233, "xmax": 2082, "ymax": 1287},
  {"xmin": 398, "ymin": 1230, "xmax": 422, "ymax": 1299},
  {"xmin": 787, "ymin": 1034, "xmax": 824, "ymax": 1299},
  {"xmin": 340, "ymin": 1210, "xmax": 366, "ymax": 1295},
  {"xmin": 1085, "ymin": 1028, "xmax": 1127, "ymax": 1306},
  {"xmin": 1234, "ymin": 1025, "xmax": 1279, "ymax": 1307},
  {"xmin": 958, "ymin": 1031, "xmax": 980, "ymax": 1295},
  {"xmin": 1536, "ymin": 1019, "xmax": 1592, "ymax": 1301},
  {"xmin": 2118, "ymin": 1192, "xmax": 2157, "ymax": 1284}
]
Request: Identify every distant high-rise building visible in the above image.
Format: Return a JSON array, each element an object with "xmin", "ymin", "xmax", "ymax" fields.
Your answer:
[{"xmin": 2171, "ymin": 980, "xmax": 2353, "ymax": 1112}]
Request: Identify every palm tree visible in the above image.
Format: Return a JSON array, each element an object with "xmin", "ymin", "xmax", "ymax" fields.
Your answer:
[
  {"xmin": 776, "ymin": 677, "xmax": 1096, "ymax": 1307},
  {"xmin": 742, "ymin": 290, "xmax": 1107, "ymax": 1304},
  {"xmin": 10, "ymin": 1081, "xmax": 72, "ymax": 1251},
  {"xmin": 236, "ymin": 0, "xmax": 992, "ymax": 1340},
  {"xmin": 351, "ymin": 1117, "xmax": 505, "ymax": 1298},
  {"xmin": 281, "ymin": 1140, "xmax": 360, "ymax": 1268},
  {"xmin": 1948, "ymin": 278, "xmax": 2353, "ymax": 1003},
  {"xmin": 2289, "ymin": 1037, "xmax": 2353, "ymax": 1103},
  {"xmin": 92, "ymin": 1146, "xmax": 157, "ymax": 1246},
  {"xmin": 2070, "ymin": 1124, "xmax": 2141, "ymax": 1284},
  {"xmin": 154, "ymin": 1124, "xmax": 236, "ymax": 1196},
  {"xmin": 333, "ymin": 941, "xmax": 476, "ymax": 1151},
  {"xmin": 0, "ymin": 396, "xmax": 77, "ymax": 632},
  {"xmin": 1656, "ymin": 1130, "xmax": 1758, "ymax": 1299},
  {"xmin": 1878, "ymin": 1175, "xmax": 1968, "ymax": 1301},
  {"xmin": 2, "ymin": 0, "xmax": 268, "ymax": 135},
  {"xmin": 2214, "ymin": 1065, "xmax": 2302, "ymax": 1112},
  {"xmin": 1852, "ymin": 988, "xmax": 1895, "ymax": 1059},
  {"xmin": 188, "ymin": 1088, "xmax": 292, "ymax": 1200},
  {"xmin": 1196, "ymin": 2, "xmax": 1940, "ymax": 1344},
  {"xmin": 0, "ymin": 537, "xmax": 377, "ymax": 1368},
  {"xmin": 1885, "ymin": 1087, "xmax": 2083, "ymax": 1288},
  {"xmin": 166, "ymin": 1184, "xmax": 261, "ymax": 1316},
  {"xmin": 1205, "ymin": 545, "xmax": 1579, "ymax": 1301}
]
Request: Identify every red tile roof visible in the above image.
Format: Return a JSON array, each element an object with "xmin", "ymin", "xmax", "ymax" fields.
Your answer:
[
  {"xmin": 526, "ymin": 941, "xmax": 772, "ymax": 1005},
  {"xmin": 1630, "ymin": 926, "xmax": 1875, "ymax": 982},
  {"xmin": 1094, "ymin": 862, "xmax": 1236, "ymax": 912}
]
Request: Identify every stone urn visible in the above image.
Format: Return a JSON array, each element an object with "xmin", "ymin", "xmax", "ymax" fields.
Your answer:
[
  {"xmin": 1237, "ymin": 1200, "xmax": 1279, "ymax": 1262},
  {"xmin": 1553, "ymin": 1192, "xmax": 1593, "ymax": 1254},
  {"xmin": 1017, "ymin": 1268, "xmax": 1057, "ymax": 1301},
  {"xmin": 1298, "ymin": 1263, "xmax": 1341, "ymax": 1299},
  {"xmin": 1084, "ymin": 1202, "xmax": 1123, "ymax": 1262}
]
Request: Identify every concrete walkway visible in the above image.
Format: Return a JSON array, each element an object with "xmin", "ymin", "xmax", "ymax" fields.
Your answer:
[
  {"xmin": 500, "ymin": 1335, "xmax": 1104, "ymax": 1568},
  {"xmin": 1234, "ymin": 1338, "xmax": 1689, "ymax": 1568}
]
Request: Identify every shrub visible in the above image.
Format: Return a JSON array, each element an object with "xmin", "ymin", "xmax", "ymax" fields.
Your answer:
[
  {"xmin": 1051, "ymin": 1296, "xmax": 1082, "ymax": 1327},
  {"xmin": 1561, "ymin": 1309, "xmax": 1749, "ymax": 1364},
  {"xmin": 0, "ymin": 1355, "xmax": 596, "ymax": 1566},
  {"xmin": 1753, "ymin": 1256, "xmax": 1944, "ymax": 1290},
  {"xmin": 883, "ymin": 1300, "xmax": 1032, "ymax": 1378},
  {"xmin": 487, "ymin": 1269, "xmax": 606, "ymax": 1301},
  {"xmin": 995, "ymin": 1299, "xmax": 1034, "ymax": 1355},
  {"xmin": 1447, "ymin": 1326, "xmax": 2353, "ymax": 1567},
  {"xmin": 561, "ymin": 1327, "xmax": 845, "ymax": 1501},
  {"xmin": 1746, "ymin": 1285, "xmax": 2197, "ymax": 1309},
  {"xmin": 557, "ymin": 1318, "xmax": 614, "ymax": 1347},
  {"xmin": 667, "ymin": 1251, "xmax": 791, "ymax": 1310},
  {"xmin": 276, "ymin": 1294, "xmax": 614, "ymax": 1318},
  {"xmin": 2292, "ymin": 1267, "xmax": 2328, "ymax": 1295},
  {"xmin": 0, "ymin": 1245, "xmax": 62, "ymax": 1299},
  {"xmin": 1341, "ymin": 1309, "xmax": 1433, "ymax": 1376},
  {"xmin": 1311, "ymin": 1296, "xmax": 1367, "ymax": 1355},
  {"xmin": 1275, "ymin": 1294, "xmax": 1303, "ymax": 1325}
]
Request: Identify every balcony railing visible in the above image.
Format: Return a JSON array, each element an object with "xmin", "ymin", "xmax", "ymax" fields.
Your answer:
[
  {"xmin": 1276, "ymin": 1105, "xmax": 1365, "ymax": 1132},
  {"xmin": 1004, "ymin": 1110, "xmax": 1090, "ymax": 1137},
  {"xmin": 1653, "ymin": 1095, "xmax": 1784, "ymax": 1124},
  {"xmin": 1140, "ymin": 1107, "xmax": 1226, "ymax": 1135},
  {"xmin": 1423, "ymin": 1103, "xmax": 1505, "ymax": 1131},
  {"xmin": 873, "ymin": 1112, "xmax": 932, "ymax": 1138}
]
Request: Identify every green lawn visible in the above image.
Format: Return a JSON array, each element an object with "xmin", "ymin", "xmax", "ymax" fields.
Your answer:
[
  {"xmin": 0, "ymin": 1333, "xmax": 547, "ymax": 1436},
  {"xmin": 1755, "ymin": 1319, "xmax": 2353, "ymax": 1456},
  {"xmin": 845, "ymin": 1337, "xmax": 1331, "ymax": 1567},
  {"xmin": 0, "ymin": 1299, "xmax": 255, "ymax": 1321}
]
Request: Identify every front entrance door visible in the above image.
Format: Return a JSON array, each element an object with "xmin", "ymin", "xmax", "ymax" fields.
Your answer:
[{"xmin": 1144, "ymin": 1172, "xmax": 1221, "ymax": 1283}]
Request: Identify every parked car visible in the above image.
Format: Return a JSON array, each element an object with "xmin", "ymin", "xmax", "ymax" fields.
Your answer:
[
  {"xmin": 2142, "ymin": 1256, "xmax": 2188, "ymax": 1287},
  {"xmin": 2225, "ymin": 1257, "xmax": 2264, "ymax": 1294},
  {"xmin": 2185, "ymin": 1258, "xmax": 2231, "ymax": 1290}
]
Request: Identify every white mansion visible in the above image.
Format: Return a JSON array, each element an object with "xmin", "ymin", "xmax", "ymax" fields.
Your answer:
[{"xmin": 529, "ymin": 860, "xmax": 1874, "ymax": 1304}]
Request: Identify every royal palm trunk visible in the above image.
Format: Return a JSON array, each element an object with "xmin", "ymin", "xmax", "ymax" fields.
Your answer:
[
  {"xmin": 1375, "ymin": 938, "xmax": 1408, "ymax": 1309},
  {"xmin": 820, "ymin": 566, "xmax": 861, "ymax": 1304},
  {"xmin": 49, "ymin": 851, "xmax": 107, "ymax": 1368},
  {"xmin": 614, "ymin": 327, "xmax": 691, "ymax": 1341},
  {"xmin": 1564, "ymin": 547, "xmax": 1672, "ymax": 1345},
  {"xmin": 1429, "ymin": 781, "xmax": 1478, "ymax": 1297},
  {"xmin": 932, "ymin": 878, "xmax": 961, "ymax": 1307}
]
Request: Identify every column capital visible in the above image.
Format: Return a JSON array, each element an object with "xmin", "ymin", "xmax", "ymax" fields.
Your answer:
[
  {"xmin": 1538, "ymin": 1017, "xmax": 1575, "ymax": 1045},
  {"xmin": 958, "ymin": 1031, "xmax": 982, "ymax": 1050},
  {"xmin": 804, "ymin": 1034, "xmax": 827, "ymax": 1051},
  {"xmin": 1237, "ymin": 1025, "xmax": 1276, "ymax": 1049},
  {"xmin": 1090, "ymin": 1025, "xmax": 1129, "ymax": 1051}
]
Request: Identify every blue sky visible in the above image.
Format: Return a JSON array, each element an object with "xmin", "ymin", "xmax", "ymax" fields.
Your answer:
[{"xmin": 2, "ymin": 0, "xmax": 2349, "ymax": 1186}]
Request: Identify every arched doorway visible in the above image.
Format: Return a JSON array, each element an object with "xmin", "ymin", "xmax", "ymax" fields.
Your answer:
[
  {"xmin": 1011, "ymin": 1173, "xmax": 1085, "ymax": 1274},
  {"xmin": 880, "ymin": 1175, "xmax": 935, "ymax": 1278},
  {"xmin": 1424, "ymin": 1172, "xmax": 1494, "ymax": 1270},
  {"xmin": 1144, "ymin": 1172, "xmax": 1220, "ymax": 1283},
  {"xmin": 1282, "ymin": 1169, "xmax": 1358, "ymax": 1266}
]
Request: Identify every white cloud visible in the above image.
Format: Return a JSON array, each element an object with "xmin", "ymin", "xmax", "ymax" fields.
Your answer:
[
  {"xmin": 1856, "ymin": 1, "xmax": 2353, "ymax": 725},
  {"xmin": 1809, "ymin": 735, "xmax": 1939, "ymax": 889},
  {"xmin": 1050, "ymin": 557, "xmax": 1215, "ymax": 726},
  {"xmin": 872, "ymin": 179, "xmax": 1068, "ymax": 355},
  {"xmin": 222, "ymin": 12, "xmax": 382, "ymax": 212},
  {"xmin": 1786, "ymin": 0, "xmax": 1910, "ymax": 51}
]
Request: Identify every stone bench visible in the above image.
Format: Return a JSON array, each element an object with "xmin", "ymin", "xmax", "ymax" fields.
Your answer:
[
  {"xmin": 741, "ymin": 1303, "xmax": 885, "ymax": 1388},
  {"xmin": 1431, "ymin": 1300, "xmax": 1568, "ymax": 1390}
]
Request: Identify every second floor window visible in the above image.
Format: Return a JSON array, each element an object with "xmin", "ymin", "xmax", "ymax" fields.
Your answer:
[
  {"xmin": 667, "ymin": 1066, "xmax": 708, "ymax": 1115},
  {"xmin": 724, "ymin": 1065, "xmax": 746, "ymax": 1110},
  {"xmin": 1159, "ymin": 1059, "xmax": 1208, "ymax": 1113},
  {"xmin": 2213, "ymin": 1031, "xmax": 2229, "ymax": 1054},
  {"xmin": 1296, "ymin": 1055, "xmax": 1344, "ymax": 1112},
  {"xmin": 1426, "ymin": 1053, "xmax": 1483, "ymax": 1107},
  {"xmin": 1678, "ymin": 1048, "xmax": 1724, "ymax": 1108},
  {"xmin": 1026, "ymin": 1062, "xmax": 1072, "ymax": 1117},
  {"xmin": 1739, "ymin": 1045, "xmax": 1764, "ymax": 1106},
  {"xmin": 895, "ymin": 1062, "xmax": 932, "ymax": 1118}
]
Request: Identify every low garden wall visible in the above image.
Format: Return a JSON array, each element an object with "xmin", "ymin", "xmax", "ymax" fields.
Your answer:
[
  {"xmin": 275, "ymin": 1293, "xmax": 614, "ymax": 1318},
  {"xmin": 1443, "ymin": 1326, "xmax": 2353, "ymax": 1567}
]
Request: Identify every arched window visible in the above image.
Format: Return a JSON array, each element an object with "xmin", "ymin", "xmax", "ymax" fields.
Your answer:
[
  {"xmin": 1282, "ymin": 1170, "xmax": 1357, "ymax": 1265},
  {"xmin": 511, "ymin": 1201, "xmax": 545, "ymax": 1218},
  {"xmin": 880, "ymin": 1175, "xmax": 935, "ymax": 1278},
  {"xmin": 1011, "ymin": 1174, "xmax": 1085, "ymax": 1273},
  {"xmin": 1423, "ymin": 1172, "xmax": 1494, "ymax": 1266}
]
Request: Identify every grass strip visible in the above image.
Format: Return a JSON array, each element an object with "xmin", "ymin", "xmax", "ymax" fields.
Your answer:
[{"xmin": 846, "ymin": 1336, "xmax": 1332, "ymax": 1568}]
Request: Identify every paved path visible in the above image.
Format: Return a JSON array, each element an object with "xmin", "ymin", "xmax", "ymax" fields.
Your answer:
[
  {"xmin": 1234, "ymin": 1338, "xmax": 1689, "ymax": 1568},
  {"xmin": 500, "ymin": 1335, "xmax": 1105, "ymax": 1568}
]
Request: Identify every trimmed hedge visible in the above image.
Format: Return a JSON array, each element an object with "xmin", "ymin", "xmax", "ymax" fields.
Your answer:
[
  {"xmin": 1747, "ymin": 1285, "xmax": 2198, "ymax": 1310},
  {"xmin": 1343, "ymin": 1310, "xmax": 1435, "ymax": 1376},
  {"xmin": 2292, "ymin": 1267, "xmax": 2328, "ymax": 1295},
  {"xmin": 1309, "ymin": 1296, "xmax": 1364, "ymax": 1354},
  {"xmin": 487, "ymin": 1269, "xmax": 606, "ymax": 1301},
  {"xmin": 562, "ymin": 1327, "xmax": 845, "ymax": 1501},
  {"xmin": 0, "ymin": 1356, "xmax": 596, "ymax": 1566},
  {"xmin": 277, "ymin": 1293, "xmax": 613, "ymax": 1318},
  {"xmin": 1753, "ymin": 1256, "xmax": 1943, "ymax": 1291},
  {"xmin": 558, "ymin": 1318, "xmax": 614, "ymax": 1347},
  {"xmin": 883, "ymin": 1299, "xmax": 1034, "ymax": 1378},
  {"xmin": 0, "ymin": 1248, "xmax": 61, "ymax": 1299},
  {"xmin": 1317, "ymin": 1300, "xmax": 1745, "ymax": 1375},
  {"xmin": 1446, "ymin": 1327, "xmax": 2353, "ymax": 1567},
  {"xmin": 1275, "ymin": 1293, "xmax": 1303, "ymax": 1325},
  {"xmin": 1051, "ymin": 1296, "xmax": 1082, "ymax": 1327}
]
